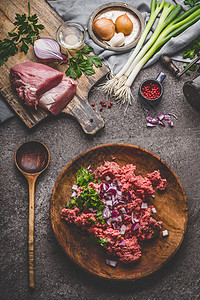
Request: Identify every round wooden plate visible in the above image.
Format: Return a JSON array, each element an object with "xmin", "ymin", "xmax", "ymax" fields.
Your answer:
[{"xmin": 50, "ymin": 144, "xmax": 188, "ymax": 280}]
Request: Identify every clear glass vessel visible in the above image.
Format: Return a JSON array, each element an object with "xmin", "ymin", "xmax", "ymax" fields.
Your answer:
[{"xmin": 56, "ymin": 21, "xmax": 86, "ymax": 50}]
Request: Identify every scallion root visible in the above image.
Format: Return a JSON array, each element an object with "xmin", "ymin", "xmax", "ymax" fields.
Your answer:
[
  {"xmin": 101, "ymin": 75, "xmax": 118, "ymax": 97},
  {"xmin": 113, "ymin": 85, "xmax": 132, "ymax": 106}
]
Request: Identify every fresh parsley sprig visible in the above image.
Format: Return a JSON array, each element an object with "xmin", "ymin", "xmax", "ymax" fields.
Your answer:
[
  {"xmin": 0, "ymin": 2, "xmax": 45, "ymax": 66},
  {"xmin": 65, "ymin": 45, "xmax": 102, "ymax": 79},
  {"xmin": 182, "ymin": 36, "xmax": 200, "ymax": 75}
]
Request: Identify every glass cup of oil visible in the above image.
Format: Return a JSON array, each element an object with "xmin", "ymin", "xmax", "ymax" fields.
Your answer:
[{"xmin": 56, "ymin": 21, "xmax": 86, "ymax": 50}]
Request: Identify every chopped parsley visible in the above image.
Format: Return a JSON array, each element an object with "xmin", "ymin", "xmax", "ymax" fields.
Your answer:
[
  {"xmin": 76, "ymin": 167, "xmax": 95, "ymax": 188},
  {"xmin": 90, "ymin": 236, "xmax": 108, "ymax": 247}
]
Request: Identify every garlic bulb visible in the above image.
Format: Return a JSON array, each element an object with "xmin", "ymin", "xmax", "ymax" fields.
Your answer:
[
  {"xmin": 108, "ymin": 33, "xmax": 125, "ymax": 47},
  {"xmin": 115, "ymin": 14, "xmax": 133, "ymax": 36},
  {"xmin": 93, "ymin": 17, "xmax": 115, "ymax": 41}
]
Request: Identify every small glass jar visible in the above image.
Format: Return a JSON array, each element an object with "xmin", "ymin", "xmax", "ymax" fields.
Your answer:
[{"xmin": 56, "ymin": 21, "xmax": 86, "ymax": 50}]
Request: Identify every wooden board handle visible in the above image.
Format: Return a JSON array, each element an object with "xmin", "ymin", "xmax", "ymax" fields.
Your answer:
[
  {"xmin": 62, "ymin": 97, "xmax": 104, "ymax": 135},
  {"xmin": 28, "ymin": 177, "xmax": 37, "ymax": 289}
]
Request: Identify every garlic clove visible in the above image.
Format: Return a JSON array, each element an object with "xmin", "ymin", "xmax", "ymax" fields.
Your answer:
[{"xmin": 107, "ymin": 32, "xmax": 125, "ymax": 47}]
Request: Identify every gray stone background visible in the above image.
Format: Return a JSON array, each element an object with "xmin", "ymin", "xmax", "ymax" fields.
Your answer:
[{"xmin": 1, "ymin": 57, "xmax": 200, "ymax": 299}]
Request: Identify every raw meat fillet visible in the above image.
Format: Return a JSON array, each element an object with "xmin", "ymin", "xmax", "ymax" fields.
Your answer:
[
  {"xmin": 39, "ymin": 77, "xmax": 77, "ymax": 115},
  {"xmin": 10, "ymin": 62, "xmax": 63, "ymax": 108}
]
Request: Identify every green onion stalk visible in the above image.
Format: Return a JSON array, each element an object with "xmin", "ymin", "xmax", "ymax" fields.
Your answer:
[
  {"xmin": 113, "ymin": 3, "xmax": 182, "ymax": 102},
  {"xmin": 102, "ymin": 0, "xmax": 165, "ymax": 97},
  {"xmin": 116, "ymin": 5, "xmax": 200, "ymax": 106}
]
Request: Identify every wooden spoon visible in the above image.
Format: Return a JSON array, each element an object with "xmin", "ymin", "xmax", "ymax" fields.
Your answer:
[{"xmin": 15, "ymin": 141, "xmax": 50, "ymax": 288}]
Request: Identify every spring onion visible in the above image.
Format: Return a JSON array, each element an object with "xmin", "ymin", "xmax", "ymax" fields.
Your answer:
[
  {"xmin": 102, "ymin": 1, "xmax": 200, "ymax": 108},
  {"xmin": 102, "ymin": 0, "xmax": 165, "ymax": 96}
]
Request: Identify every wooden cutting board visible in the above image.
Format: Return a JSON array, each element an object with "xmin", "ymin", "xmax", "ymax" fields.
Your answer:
[{"xmin": 0, "ymin": 0, "xmax": 109, "ymax": 134}]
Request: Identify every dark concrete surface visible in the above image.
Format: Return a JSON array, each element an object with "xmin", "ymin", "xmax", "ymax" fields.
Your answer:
[{"xmin": 0, "ymin": 60, "xmax": 200, "ymax": 300}]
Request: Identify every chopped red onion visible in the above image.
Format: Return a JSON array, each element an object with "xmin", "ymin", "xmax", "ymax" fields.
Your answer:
[
  {"xmin": 127, "ymin": 191, "xmax": 132, "ymax": 198},
  {"xmin": 146, "ymin": 116, "xmax": 153, "ymax": 122},
  {"xmin": 118, "ymin": 240, "xmax": 126, "ymax": 246},
  {"xmin": 113, "ymin": 178, "xmax": 122, "ymax": 189},
  {"xmin": 34, "ymin": 38, "xmax": 68, "ymax": 62},
  {"xmin": 71, "ymin": 191, "xmax": 77, "ymax": 198},
  {"xmin": 106, "ymin": 218, "xmax": 112, "ymax": 226},
  {"xmin": 131, "ymin": 222, "xmax": 140, "ymax": 231},
  {"xmin": 164, "ymin": 114, "xmax": 170, "ymax": 120},
  {"xmin": 169, "ymin": 120, "xmax": 174, "ymax": 127},
  {"xmin": 168, "ymin": 113, "xmax": 178, "ymax": 119},
  {"xmin": 157, "ymin": 114, "xmax": 164, "ymax": 120},
  {"xmin": 162, "ymin": 230, "xmax": 169, "ymax": 237},
  {"xmin": 120, "ymin": 224, "xmax": 127, "ymax": 235},
  {"xmin": 72, "ymin": 184, "xmax": 78, "ymax": 191},
  {"xmin": 151, "ymin": 195, "xmax": 155, "ymax": 198},
  {"xmin": 105, "ymin": 175, "xmax": 111, "ymax": 182},
  {"xmin": 112, "ymin": 210, "xmax": 118, "ymax": 216},
  {"xmin": 120, "ymin": 207, "xmax": 127, "ymax": 214},
  {"xmin": 158, "ymin": 120, "xmax": 165, "ymax": 127},
  {"xmin": 102, "ymin": 206, "xmax": 111, "ymax": 219},
  {"xmin": 147, "ymin": 123, "xmax": 156, "ymax": 127},
  {"xmin": 106, "ymin": 187, "xmax": 117, "ymax": 196},
  {"xmin": 151, "ymin": 118, "xmax": 159, "ymax": 124},
  {"xmin": 141, "ymin": 203, "xmax": 148, "ymax": 209},
  {"xmin": 112, "ymin": 215, "xmax": 122, "ymax": 223},
  {"xmin": 131, "ymin": 212, "xmax": 139, "ymax": 224},
  {"xmin": 105, "ymin": 259, "xmax": 118, "ymax": 267},
  {"xmin": 89, "ymin": 170, "xmax": 93, "ymax": 174},
  {"xmin": 88, "ymin": 208, "xmax": 97, "ymax": 213},
  {"xmin": 87, "ymin": 165, "xmax": 91, "ymax": 170},
  {"xmin": 151, "ymin": 207, "xmax": 157, "ymax": 214},
  {"xmin": 106, "ymin": 200, "xmax": 113, "ymax": 207}
]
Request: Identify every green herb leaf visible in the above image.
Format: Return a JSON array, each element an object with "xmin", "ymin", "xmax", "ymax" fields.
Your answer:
[
  {"xmin": 64, "ymin": 45, "xmax": 102, "ymax": 79},
  {"xmin": 76, "ymin": 167, "xmax": 95, "ymax": 187},
  {"xmin": 81, "ymin": 45, "xmax": 93, "ymax": 54},
  {"xmin": 0, "ymin": 3, "xmax": 45, "ymax": 66},
  {"xmin": 87, "ymin": 55, "xmax": 102, "ymax": 68},
  {"xmin": 184, "ymin": 0, "xmax": 200, "ymax": 7}
]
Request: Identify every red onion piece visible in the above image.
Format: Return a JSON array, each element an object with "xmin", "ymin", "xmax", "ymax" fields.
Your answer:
[
  {"xmin": 146, "ymin": 116, "xmax": 153, "ymax": 122},
  {"xmin": 131, "ymin": 222, "xmax": 140, "ymax": 231},
  {"xmin": 151, "ymin": 207, "xmax": 157, "ymax": 214},
  {"xmin": 169, "ymin": 120, "xmax": 174, "ymax": 127},
  {"xmin": 118, "ymin": 240, "xmax": 126, "ymax": 246},
  {"xmin": 112, "ymin": 210, "xmax": 118, "ymax": 216},
  {"xmin": 164, "ymin": 114, "xmax": 170, "ymax": 120},
  {"xmin": 157, "ymin": 114, "xmax": 164, "ymax": 120},
  {"xmin": 105, "ymin": 175, "xmax": 111, "ymax": 182},
  {"xmin": 120, "ymin": 207, "xmax": 127, "ymax": 214},
  {"xmin": 131, "ymin": 212, "xmax": 139, "ymax": 224},
  {"xmin": 151, "ymin": 118, "xmax": 158, "ymax": 124},
  {"xmin": 158, "ymin": 120, "xmax": 165, "ymax": 127},
  {"xmin": 120, "ymin": 224, "xmax": 127, "ymax": 235},
  {"xmin": 141, "ymin": 203, "xmax": 148, "ymax": 209},
  {"xmin": 147, "ymin": 123, "xmax": 156, "ymax": 127},
  {"xmin": 106, "ymin": 200, "xmax": 113, "ymax": 207},
  {"xmin": 72, "ymin": 184, "xmax": 78, "ymax": 191},
  {"xmin": 102, "ymin": 206, "xmax": 111, "ymax": 219},
  {"xmin": 34, "ymin": 38, "xmax": 68, "ymax": 62},
  {"xmin": 105, "ymin": 259, "xmax": 118, "ymax": 267},
  {"xmin": 162, "ymin": 230, "xmax": 169, "ymax": 237},
  {"xmin": 71, "ymin": 191, "xmax": 77, "ymax": 198}
]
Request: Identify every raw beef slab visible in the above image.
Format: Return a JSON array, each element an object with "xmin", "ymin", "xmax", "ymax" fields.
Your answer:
[
  {"xmin": 39, "ymin": 77, "xmax": 77, "ymax": 115},
  {"xmin": 10, "ymin": 62, "xmax": 63, "ymax": 108}
]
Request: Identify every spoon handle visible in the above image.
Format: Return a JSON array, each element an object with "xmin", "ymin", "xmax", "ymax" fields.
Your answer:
[{"xmin": 28, "ymin": 176, "xmax": 37, "ymax": 289}]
